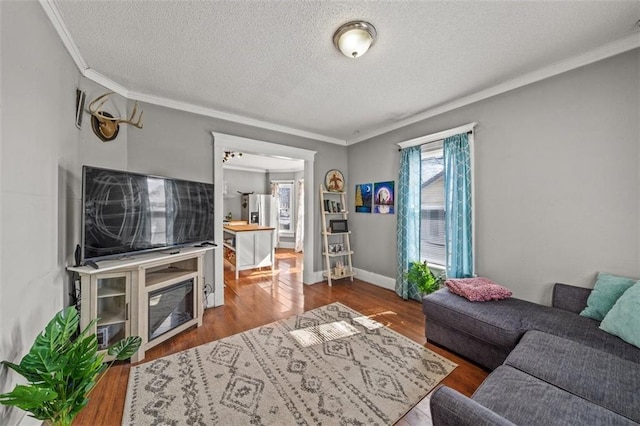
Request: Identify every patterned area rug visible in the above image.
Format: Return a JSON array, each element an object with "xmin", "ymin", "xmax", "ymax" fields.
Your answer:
[{"xmin": 123, "ymin": 302, "xmax": 456, "ymax": 425}]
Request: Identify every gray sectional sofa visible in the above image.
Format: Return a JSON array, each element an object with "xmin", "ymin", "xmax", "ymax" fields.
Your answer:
[{"xmin": 422, "ymin": 283, "xmax": 640, "ymax": 425}]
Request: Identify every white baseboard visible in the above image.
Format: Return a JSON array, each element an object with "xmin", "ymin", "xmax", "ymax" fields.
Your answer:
[
  {"xmin": 353, "ymin": 268, "xmax": 396, "ymax": 291},
  {"xmin": 304, "ymin": 268, "xmax": 396, "ymax": 291},
  {"xmin": 305, "ymin": 270, "xmax": 325, "ymax": 285},
  {"xmin": 277, "ymin": 242, "xmax": 295, "ymax": 249}
]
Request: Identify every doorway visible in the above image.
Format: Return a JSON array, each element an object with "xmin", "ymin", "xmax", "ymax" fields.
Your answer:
[{"xmin": 212, "ymin": 133, "xmax": 317, "ymax": 306}]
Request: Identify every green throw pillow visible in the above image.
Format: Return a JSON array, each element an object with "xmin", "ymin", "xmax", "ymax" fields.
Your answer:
[
  {"xmin": 600, "ymin": 282, "xmax": 640, "ymax": 348},
  {"xmin": 580, "ymin": 272, "xmax": 636, "ymax": 321}
]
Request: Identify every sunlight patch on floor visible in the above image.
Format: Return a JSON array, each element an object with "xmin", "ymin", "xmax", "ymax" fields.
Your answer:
[
  {"xmin": 290, "ymin": 321, "xmax": 360, "ymax": 347},
  {"xmin": 356, "ymin": 310, "xmax": 398, "ymax": 328},
  {"xmin": 352, "ymin": 316, "xmax": 384, "ymax": 330}
]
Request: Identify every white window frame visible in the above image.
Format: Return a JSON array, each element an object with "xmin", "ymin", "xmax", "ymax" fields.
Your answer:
[
  {"xmin": 420, "ymin": 144, "xmax": 446, "ymax": 269},
  {"xmin": 273, "ymin": 179, "xmax": 295, "ymax": 237}
]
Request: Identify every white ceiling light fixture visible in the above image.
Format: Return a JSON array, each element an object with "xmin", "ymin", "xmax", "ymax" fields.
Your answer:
[{"xmin": 333, "ymin": 21, "xmax": 377, "ymax": 58}]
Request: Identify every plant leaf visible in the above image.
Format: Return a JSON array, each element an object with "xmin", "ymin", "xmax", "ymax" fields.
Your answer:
[
  {"xmin": 65, "ymin": 333, "xmax": 101, "ymax": 379},
  {"xmin": 0, "ymin": 384, "xmax": 57, "ymax": 413},
  {"xmin": 16, "ymin": 307, "xmax": 80, "ymax": 384},
  {"xmin": 38, "ymin": 306, "xmax": 79, "ymax": 353},
  {"xmin": 107, "ymin": 336, "xmax": 142, "ymax": 360}
]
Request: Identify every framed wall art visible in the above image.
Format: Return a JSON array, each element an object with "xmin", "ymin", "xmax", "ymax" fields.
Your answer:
[
  {"xmin": 373, "ymin": 181, "xmax": 395, "ymax": 214},
  {"xmin": 324, "ymin": 169, "xmax": 345, "ymax": 192},
  {"xmin": 355, "ymin": 183, "xmax": 373, "ymax": 213}
]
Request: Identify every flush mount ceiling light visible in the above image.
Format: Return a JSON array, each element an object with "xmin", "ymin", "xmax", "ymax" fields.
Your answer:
[{"xmin": 333, "ymin": 21, "xmax": 377, "ymax": 58}]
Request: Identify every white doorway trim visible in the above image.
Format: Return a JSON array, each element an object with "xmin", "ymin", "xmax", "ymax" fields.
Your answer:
[{"xmin": 212, "ymin": 132, "xmax": 317, "ymax": 306}]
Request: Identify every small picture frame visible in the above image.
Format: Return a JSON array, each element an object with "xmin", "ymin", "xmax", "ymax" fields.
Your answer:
[
  {"xmin": 328, "ymin": 243, "xmax": 345, "ymax": 254},
  {"xmin": 329, "ymin": 219, "xmax": 348, "ymax": 233}
]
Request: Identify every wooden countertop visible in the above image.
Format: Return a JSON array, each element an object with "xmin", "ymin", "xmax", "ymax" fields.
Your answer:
[
  {"xmin": 224, "ymin": 220, "xmax": 248, "ymax": 226},
  {"xmin": 224, "ymin": 224, "xmax": 275, "ymax": 232}
]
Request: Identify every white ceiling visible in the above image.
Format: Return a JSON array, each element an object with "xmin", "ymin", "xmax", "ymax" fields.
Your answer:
[{"xmin": 48, "ymin": 1, "xmax": 640, "ymax": 145}]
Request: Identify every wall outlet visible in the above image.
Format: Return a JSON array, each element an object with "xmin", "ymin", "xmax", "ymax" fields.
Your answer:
[
  {"xmin": 203, "ymin": 281, "xmax": 215, "ymax": 308},
  {"xmin": 206, "ymin": 292, "xmax": 215, "ymax": 308}
]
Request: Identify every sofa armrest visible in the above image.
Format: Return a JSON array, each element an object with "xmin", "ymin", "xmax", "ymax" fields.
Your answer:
[
  {"xmin": 430, "ymin": 386, "xmax": 516, "ymax": 426},
  {"xmin": 552, "ymin": 283, "xmax": 591, "ymax": 314}
]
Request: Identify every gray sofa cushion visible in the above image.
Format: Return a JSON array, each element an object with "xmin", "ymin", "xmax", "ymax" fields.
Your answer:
[
  {"xmin": 520, "ymin": 308, "xmax": 640, "ymax": 364},
  {"xmin": 552, "ymin": 283, "xmax": 592, "ymax": 313},
  {"xmin": 430, "ymin": 386, "xmax": 516, "ymax": 426},
  {"xmin": 473, "ymin": 366, "xmax": 638, "ymax": 426},
  {"xmin": 505, "ymin": 330, "xmax": 640, "ymax": 422},
  {"xmin": 422, "ymin": 288, "xmax": 543, "ymax": 350},
  {"xmin": 425, "ymin": 320, "xmax": 512, "ymax": 370}
]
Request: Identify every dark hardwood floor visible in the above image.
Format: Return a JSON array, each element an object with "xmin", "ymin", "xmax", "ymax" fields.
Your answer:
[{"xmin": 74, "ymin": 249, "xmax": 488, "ymax": 425}]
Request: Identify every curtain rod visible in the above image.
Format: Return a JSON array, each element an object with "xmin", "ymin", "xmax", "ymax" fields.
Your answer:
[{"xmin": 397, "ymin": 122, "xmax": 478, "ymax": 151}]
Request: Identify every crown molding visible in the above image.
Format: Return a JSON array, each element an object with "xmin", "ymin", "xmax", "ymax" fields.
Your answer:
[
  {"xmin": 40, "ymin": 0, "xmax": 639, "ymax": 148},
  {"xmin": 347, "ymin": 33, "xmax": 640, "ymax": 145},
  {"xmin": 130, "ymin": 91, "xmax": 346, "ymax": 145},
  {"xmin": 83, "ymin": 69, "xmax": 129, "ymax": 97},
  {"xmin": 39, "ymin": 0, "xmax": 346, "ymax": 146}
]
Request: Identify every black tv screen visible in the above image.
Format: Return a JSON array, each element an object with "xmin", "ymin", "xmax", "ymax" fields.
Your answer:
[{"xmin": 82, "ymin": 166, "xmax": 214, "ymax": 261}]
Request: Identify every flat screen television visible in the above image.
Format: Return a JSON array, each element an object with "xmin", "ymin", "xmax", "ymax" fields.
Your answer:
[{"xmin": 82, "ymin": 165, "xmax": 214, "ymax": 261}]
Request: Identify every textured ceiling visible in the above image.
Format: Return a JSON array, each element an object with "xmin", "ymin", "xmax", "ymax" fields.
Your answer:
[{"xmin": 53, "ymin": 1, "xmax": 640, "ymax": 144}]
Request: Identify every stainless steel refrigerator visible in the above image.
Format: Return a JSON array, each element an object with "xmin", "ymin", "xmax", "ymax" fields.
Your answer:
[{"xmin": 241, "ymin": 194, "xmax": 279, "ymax": 244}]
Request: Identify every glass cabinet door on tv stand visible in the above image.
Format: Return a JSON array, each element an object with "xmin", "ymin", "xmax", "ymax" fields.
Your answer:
[{"xmin": 83, "ymin": 272, "xmax": 132, "ymax": 358}]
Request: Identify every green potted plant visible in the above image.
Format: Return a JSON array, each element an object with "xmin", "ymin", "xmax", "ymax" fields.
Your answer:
[
  {"xmin": 405, "ymin": 260, "xmax": 445, "ymax": 295},
  {"xmin": 0, "ymin": 306, "xmax": 141, "ymax": 426}
]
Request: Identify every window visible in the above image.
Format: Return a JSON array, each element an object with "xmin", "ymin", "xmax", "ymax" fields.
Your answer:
[
  {"xmin": 398, "ymin": 124, "xmax": 475, "ymax": 284},
  {"xmin": 276, "ymin": 181, "xmax": 294, "ymax": 235},
  {"xmin": 420, "ymin": 146, "xmax": 445, "ymax": 266}
]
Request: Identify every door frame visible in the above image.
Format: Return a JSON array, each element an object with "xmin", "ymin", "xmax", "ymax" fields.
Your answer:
[{"xmin": 212, "ymin": 132, "xmax": 316, "ymax": 306}]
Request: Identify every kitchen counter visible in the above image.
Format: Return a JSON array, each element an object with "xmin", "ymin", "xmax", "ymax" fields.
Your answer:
[
  {"xmin": 224, "ymin": 224, "xmax": 275, "ymax": 232},
  {"xmin": 223, "ymin": 225, "xmax": 275, "ymax": 279}
]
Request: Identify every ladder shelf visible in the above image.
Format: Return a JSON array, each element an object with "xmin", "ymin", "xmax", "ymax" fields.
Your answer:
[{"xmin": 319, "ymin": 185, "xmax": 355, "ymax": 286}]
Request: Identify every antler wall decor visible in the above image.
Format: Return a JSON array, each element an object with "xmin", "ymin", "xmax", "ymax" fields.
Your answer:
[{"xmin": 87, "ymin": 92, "xmax": 143, "ymax": 142}]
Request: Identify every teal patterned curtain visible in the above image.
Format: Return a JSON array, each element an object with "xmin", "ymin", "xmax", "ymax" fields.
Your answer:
[
  {"xmin": 443, "ymin": 133, "xmax": 473, "ymax": 278},
  {"xmin": 396, "ymin": 146, "xmax": 422, "ymax": 300}
]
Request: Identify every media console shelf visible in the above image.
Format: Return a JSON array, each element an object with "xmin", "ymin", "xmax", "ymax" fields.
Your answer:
[{"xmin": 67, "ymin": 246, "xmax": 216, "ymax": 363}]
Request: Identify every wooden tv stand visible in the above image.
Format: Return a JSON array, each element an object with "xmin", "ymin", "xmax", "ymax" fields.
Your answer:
[{"xmin": 68, "ymin": 246, "xmax": 216, "ymax": 363}]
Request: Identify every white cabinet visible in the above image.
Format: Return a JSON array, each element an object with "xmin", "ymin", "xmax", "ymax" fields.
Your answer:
[
  {"xmin": 223, "ymin": 225, "xmax": 275, "ymax": 279},
  {"xmin": 254, "ymin": 231, "xmax": 273, "ymax": 267},
  {"xmin": 69, "ymin": 246, "xmax": 214, "ymax": 362},
  {"xmin": 236, "ymin": 232, "xmax": 256, "ymax": 267}
]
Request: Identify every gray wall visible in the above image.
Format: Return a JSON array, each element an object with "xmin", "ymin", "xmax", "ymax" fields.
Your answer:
[
  {"xmin": 0, "ymin": 2, "xmax": 80, "ymax": 425},
  {"xmin": 223, "ymin": 169, "xmax": 268, "ymax": 220},
  {"xmin": 348, "ymin": 49, "xmax": 640, "ymax": 305},
  {"xmin": 126, "ymin": 102, "xmax": 348, "ymax": 275}
]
